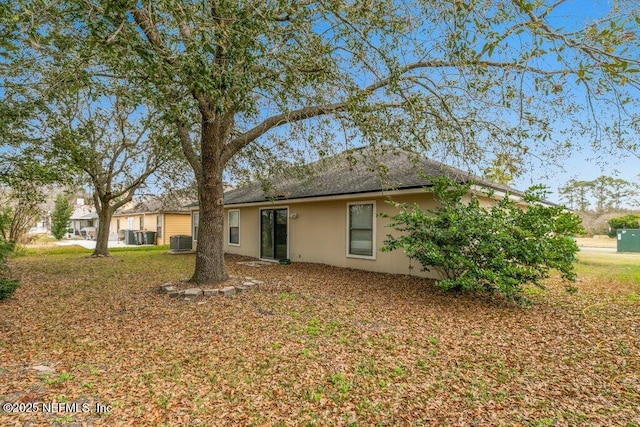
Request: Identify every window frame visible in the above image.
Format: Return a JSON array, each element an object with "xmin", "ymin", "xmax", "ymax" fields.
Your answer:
[
  {"xmin": 156, "ymin": 214, "xmax": 163, "ymax": 239},
  {"xmin": 346, "ymin": 201, "xmax": 376, "ymax": 260},
  {"xmin": 228, "ymin": 209, "xmax": 241, "ymax": 246},
  {"xmin": 192, "ymin": 212, "xmax": 199, "ymax": 241}
]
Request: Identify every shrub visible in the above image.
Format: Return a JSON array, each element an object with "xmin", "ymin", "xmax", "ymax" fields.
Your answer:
[
  {"xmin": 0, "ymin": 278, "xmax": 19, "ymax": 300},
  {"xmin": 607, "ymin": 214, "xmax": 640, "ymax": 237},
  {"xmin": 0, "ymin": 238, "xmax": 18, "ymax": 300},
  {"xmin": 382, "ymin": 177, "xmax": 582, "ymax": 302},
  {"xmin": 51, "ymin": 194, "xmax": 73, "ymax": 240}
]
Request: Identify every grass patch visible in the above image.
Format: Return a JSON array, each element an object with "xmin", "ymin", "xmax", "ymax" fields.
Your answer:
[
  {"xmin": 109, "ymin": 245, "xmax": 170, "ymax": 253},
  {"xmin": 21, "ymin": 246, "xmax": 92, "ymax": 256},
  {"xmin": 30, "ymin": 235, "xmax": 59, "ymax": 244},
  {"xmin": 576, "ymin": 251, "xmax": 640, "ymax": 284},
  {"xmin": 21, "ymin": 244, "xmax": 170, "ymax": 256}
]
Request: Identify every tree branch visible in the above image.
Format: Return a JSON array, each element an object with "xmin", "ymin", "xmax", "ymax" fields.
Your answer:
[
  {"xmin": 512, "ymin": 0, "xmax": 640, "ymax": 65},
  {"xmin": 225, "ymin": 102, "xmax": 348, "ymax": 162},
  {"xmin": 177, "ymin": 123, "xmax": 202, "ymax": 182},
  {"xmin": 225, "ymin": 54, "xmax": 571, "ymax": 161},
  {"xmin": 131, "ymin": 6, "xmax": 166, "ymax": 53}
]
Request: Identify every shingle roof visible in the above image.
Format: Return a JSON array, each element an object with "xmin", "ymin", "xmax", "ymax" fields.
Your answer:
[
  {"xmin": 223, "ymin": 146, "xmax": 525, "ymax": 205},
  {"xmin": 116, "ymin": 196, "xmax": 195, "ymax": 215},
  {"xmin": 70, "ymin": 205, "xmax": 97, "ymax": 220}
]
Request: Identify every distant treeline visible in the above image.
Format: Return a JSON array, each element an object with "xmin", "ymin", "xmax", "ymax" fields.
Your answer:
[{"xmin": 558, "ymin": 176, "xmax": 638, "ymax": 212}]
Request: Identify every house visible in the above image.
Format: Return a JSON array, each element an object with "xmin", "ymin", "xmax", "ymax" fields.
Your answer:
[
  {"xmin": 110, "ymin": 197, "xmax": 193, "ymax": 245},
  {"xmin": 69, "ymin": 199, "xmax": 98, "ymax": 238},
  {"xmin": 190, "ymin": 147, "xmax": 529, "ymax": 278}
]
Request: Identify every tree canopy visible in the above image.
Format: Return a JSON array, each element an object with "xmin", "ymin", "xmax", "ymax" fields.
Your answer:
[
  {"xmin": 45, "ymin": 82, "xmax": 180, "ymax": 256},
  {"xmin": 3, "ymin": 0, "xmax": 639, "ymax": 283},
  {"xmin": 558, "ymin": 175, "xmax": 638, "ymax": 211}
]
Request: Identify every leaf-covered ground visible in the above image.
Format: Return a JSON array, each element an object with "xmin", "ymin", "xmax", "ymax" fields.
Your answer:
[{"xmin": 1, "ymin": 247, "xmax": 639, "ymax": 426}]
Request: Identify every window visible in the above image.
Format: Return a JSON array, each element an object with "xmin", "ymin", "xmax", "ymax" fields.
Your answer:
[
  {"xmin": 139, "ymin": 216, "xmax": 144, "ymax": 231},
  {"xmin": 127, "ymin": 217, "xmax": 134, "ymax": 230},
  {"xmin": 228, "ymin": 210, "xmax": 240, "ymax": 245},
  {"xmin": 347, "ymin": 202, "xmax": 375, "ymax": 258},
  {"xmin": 156, "ymin": 215, "xmax": 162, "ymax": 239},
  {"xmin": 116, "ymin": 219, "xmax": 120, "ymax": 231},
  {"xmin": 192, "ymin": 212, "xmax": 199, "ymax": 241}
]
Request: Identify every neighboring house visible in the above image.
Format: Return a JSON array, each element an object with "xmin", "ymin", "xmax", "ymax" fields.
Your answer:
[
  {"xmin": 26, "ymin": 190, "xmax": 90, "ymax": 236},
  {"xmin": 69, "ymin": 200, "xmax": 98, "ymax": 238},
  {"xmin": 190, "ymin": 147, "xmax": 530, "ymax": 278},
  {"xmin": 110, "ymin": 197, "xmax": 193, "ymax": 245},
  {"xmin": 28, "ymin": 214, "xmax": 51, "ymax": 235}
]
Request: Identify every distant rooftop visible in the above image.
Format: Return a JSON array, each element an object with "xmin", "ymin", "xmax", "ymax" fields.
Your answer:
[{"xmin": 115, "ymin": 194, "xmax": 195, "ymax": 215}]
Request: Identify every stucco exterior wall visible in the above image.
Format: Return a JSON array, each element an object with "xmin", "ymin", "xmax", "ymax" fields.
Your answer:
[
  {"xmin": 216, "ymin": 192, "xmax": 444, "ymax": 278},
  {"xmin": 189, "ymin": 189, "xmax": 508, "ymax": 277}
]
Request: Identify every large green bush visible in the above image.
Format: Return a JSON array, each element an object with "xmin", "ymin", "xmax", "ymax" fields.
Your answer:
[
  {"xmin": 382, "ymin": 177, "xmax": 582, "ymax": 302},
  {"xmin": 0, "ymin": 239, "xmax": 18, "ymax": 300},
  {"xmin": 607, "ymin": 214, "xmax": 640, "ymax": 237}
]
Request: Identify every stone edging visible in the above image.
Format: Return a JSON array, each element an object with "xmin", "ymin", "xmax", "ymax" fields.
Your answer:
[{"xmin": 159, "ymin": 276, "xmax": 265, "ymax": 300}]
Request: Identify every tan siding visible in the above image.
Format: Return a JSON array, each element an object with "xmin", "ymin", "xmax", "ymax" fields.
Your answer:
[
  {"xmin": 192, "ymin": 191, "xmax": 501, "ymax": 278},
  {"xmin": 282, "ymin": 194, "xmax": 441, "ymax": 277},
  {"xmin": 152, "ymin": 214, "xmax": 165, "ymax": 245},
  {"xmin": 120, "ymin": 214, "xmax": 143, "ymax": 231},
  {"xmin": 141, "ymin": 214, "xmax": 157, "ymax": 244},
  {"xmin": 163, "ymin": 214, "xmax": 192, "ymax": 245},
  {"xmin": 110, "ymin": 212, "xmax": 189, "ymax": 245},
  {"xmin": 213, "ymin": 193, "xmax": 440, "ymax": 278},
  {"xmin": 223, "ymin": 207, "xmax": 261, "ymax": 258}
]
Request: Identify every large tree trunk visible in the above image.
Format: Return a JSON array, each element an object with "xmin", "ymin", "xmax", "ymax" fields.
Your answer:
[
  {"xmin": 92, "ymin": 201, "xmax": 113, "ymax": 257},
  {"xmin": 190, "ymin": 126, "xmax": 229, "ymax": 285}
]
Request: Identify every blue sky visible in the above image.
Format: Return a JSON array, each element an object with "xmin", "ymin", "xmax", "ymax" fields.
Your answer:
[
  {"xmin": 514, "ymin": 147, "xmax": 638, "ymax": 205},
  {"xmin": 508, "ymin": 0, "xmax": 639, "ymax": 204}
]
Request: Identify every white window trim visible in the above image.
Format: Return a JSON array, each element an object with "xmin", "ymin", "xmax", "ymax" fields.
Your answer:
[
  {"xmin": 192, "ymin": 212, "xmax": 199, "ymax": 242},
  {"xmin": 228, "ymin": 209, "xmax": 241, "ymax": 246},
  {"xmin": 346, "ymin": 201, "xmax": 377, "ymax": 260},
  {"xmin": 156, "ymin": 214, "xmax": 163, "ymax": 239},
  {"xmin": 258, "ymin": 206, "xmax": 289, "ymax": 261}
]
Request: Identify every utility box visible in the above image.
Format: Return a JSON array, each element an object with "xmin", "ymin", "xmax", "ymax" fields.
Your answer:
[
  {"xmin": 616, "ymin": 229, "xmax": 640, "ymax": 253},
  {"xmin": 170, "ymin": 235, "xmax": 192, "ymax": 252}
]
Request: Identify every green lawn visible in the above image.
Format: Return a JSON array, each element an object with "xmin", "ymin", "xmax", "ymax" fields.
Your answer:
[
  {"xmin": 1, "ymin": 247, "xmax": 638, "ymax": 426},
  {"xmin": 576, "ymin": 250, "xmax": 640, "ymax": 285}
]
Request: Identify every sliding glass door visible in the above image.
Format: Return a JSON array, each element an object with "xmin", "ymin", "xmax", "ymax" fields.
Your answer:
[{"xmin": 260, "ymin": 208, "xmax": 288, "ymax": 260}]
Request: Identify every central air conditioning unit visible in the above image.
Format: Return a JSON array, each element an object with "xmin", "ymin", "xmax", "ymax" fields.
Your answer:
[{"xmin": 169, "ymin": 235, "xmax": 193, "ymax": 252}]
